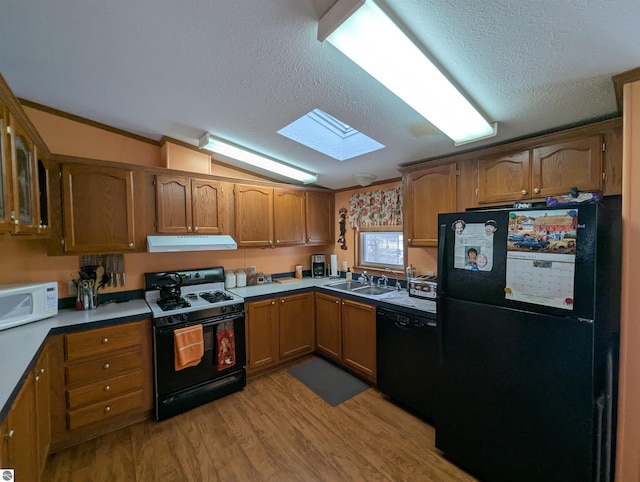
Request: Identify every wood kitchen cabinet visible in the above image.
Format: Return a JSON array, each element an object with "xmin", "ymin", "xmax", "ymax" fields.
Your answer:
[
  {"xmin": 154, "ymin": 174, "xmax": 224, "ymax": 234},
  {"xmin": 2, "ymin": 372, "xmax": 39, "ymax": 482},
  {"xmin": 279, "ymin": 292, "xmax": 314, "ymax": 359},
  {"xmin": 34, "ymin": 345, "xmax": 51, "ymax": 478},
  {"xmin": 246, "ymin": 292, "xmax": 315, "ymax": 375},
  {"xmin": 305, "ymin": 190, "xmax": 334, "ymax": 245},
  {"xmin": 60, "ymin": 162, "xmax": 140, "ymax": 253},
  {"xmin": 314, "ymin": 292, "xmax": 376, "ymax": 382},
  {"xmin": 48, "ymin": 319, "xmax": 152, "ymax": 451},
  {"xmin": 477, "ymin": 135, "xmax": 604, "ymax": 204},
  {"xmin": 0, "ymin": 73, "xmax": 51, "ymax": 237},
  {"xmin": 274, "ymin": 188, "xmax": 306, "ymax": 246},
  {"xmin": 315, "ymin": 292, "xmax": 343, "ymax": 362},
  {"xmin": 403, "ymin": 162, "xmax": 457, "ymax": 247},
  {"xmin": 234, "ymin": 184, "xmax": 274, "ymax": 248}
]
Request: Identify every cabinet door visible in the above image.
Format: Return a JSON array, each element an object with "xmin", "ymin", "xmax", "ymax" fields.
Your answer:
[
  {"xmin": 478, "ymin": 150, "xmax": 531, "ymax": 203},
  {"xmin": 404, "ymin": 163, "xmax": 457, "ymax": 247},
  {"xmin": 234, "ymin": 184, "xmax": 274, "ymax": 248},
  {"xmin": 279, "ymin": 292, "xmax": 314, "ymax": 360},
  {"xmin": 155, "ymin": 174, "xmax": 192, "ymax": 233},
  {"xmin": 5, "ymin": 372, "xmax": 38, "ymax": 482},
  {"xmin": 62, "ymin": 164, "xmax": 136, "ymax": 253},
  {"xmin": 9, "ymin": 115, "xmax": 41, "ymax": 234},
  {"xmin": 0, "ymin": 101, "xmax": 12, "ymax": 233},
  {"xmin": 191, "ymin": 179, "xmax": 223, "ymax": 234},
  {"xmin": 315, "ymin": 292, "xmax": 342, "ymax": 362},
  {"xmin": 246, "ymin": 298, "xmax": 279, "ymax": 373},
  {"xmin": 305, "ymin": 191, "xmax": 334, "ymax": 245},
  {"xmin": 342, "ymin": 299, "xmax": 376, "ymax": 381},
  {"xmin": 35, "ymin": 346, "xmax": 51, "ymax": 477},
  {"xmin": 532, "ymin": 135, "xmax": 603, "ymax": 198},
  {"xmin": 274, "ymin": 188, "xmax": 305, "ymax": 246}
]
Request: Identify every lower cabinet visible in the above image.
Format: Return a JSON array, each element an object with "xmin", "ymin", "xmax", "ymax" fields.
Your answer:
[
  {"xmin": 0, "ymin": 343, "xmax": 51, "ymax": 482},
  {"xmin": 315, "ymin": 292, "xmax": 376, "ymax": 382},
  {"xmin": 246, "ymin": 292, "xmax": 315, "ymax": 375},
  {"xmin": 49, "ymin": 319, "xmax": 153, "ymax": 451},
  {"xmin": 2, "ymin": 372, "xmax": 38, "ymax": 482}
]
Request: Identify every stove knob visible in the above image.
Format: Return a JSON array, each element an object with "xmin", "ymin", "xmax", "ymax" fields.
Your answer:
[
  {"xmin": 230, "ymin": 305, "xmax": 236, "ymax": 312},
  {"xmin": 220, "ymin": 306, "xmax": 227, "ymax": 314},
  {"xmin": 194, "ymin": 273, "xmax": 200, "ymax": 278}
]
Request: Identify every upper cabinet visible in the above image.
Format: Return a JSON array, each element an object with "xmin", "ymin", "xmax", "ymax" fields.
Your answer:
[
  {"xmin": 0, "ymin": 73, "xmax": 51, "ymax": 236},
  {"xmin": 234, "ymin": 184, "xmax": 274, "ymax": 248},
  {"xmin": 154, "ymin": 174, "xmax": 224, "ymax": 234},
  {"xmin": 234, "ymin": 184, "xmax": 332, "ymax": 248},
  {"xmin": 404, "ymin": 162, "xmax": 457, "ymax": 247},
  {"xmin": 60, "ymin": 162, "xmax": 142, "ymax": 254},
  {"xmin": 305, "ymin": 190, "xmax": 334, "ymax": 245},
  {"xmin": 478, "ymin": 135, "xmax": 603, "ymax": 204}
]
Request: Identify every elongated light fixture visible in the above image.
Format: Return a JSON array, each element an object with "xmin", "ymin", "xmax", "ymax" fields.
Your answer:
[
  {"xmin": 318, "ymin": 0, "xmax": 497, "ymax": 145},
  {"xmin": 199, "ymin": 133, "xmax": 318, "ymax": 184}
]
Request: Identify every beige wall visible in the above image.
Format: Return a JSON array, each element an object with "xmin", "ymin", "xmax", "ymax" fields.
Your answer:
[{"xmin": 616, "ymin": 80, "xmax": 640, "ymax": 482}]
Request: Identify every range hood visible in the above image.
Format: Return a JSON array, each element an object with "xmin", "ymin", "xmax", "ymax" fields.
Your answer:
[{"xmin": 147, "ymin": 235, "xmax": 238, "ymax": 253}]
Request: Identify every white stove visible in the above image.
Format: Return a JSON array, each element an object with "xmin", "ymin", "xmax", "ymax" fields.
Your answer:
[{"xmin": 144, "ymin": 267, "xmax": 244, "ymax": 326}]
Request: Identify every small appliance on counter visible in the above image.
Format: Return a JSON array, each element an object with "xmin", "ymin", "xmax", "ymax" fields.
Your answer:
[
  {"xmin": 0, "ymin": 282, "xmax": 58, "ymax": 331},
  {"xmin": 311, "ymin": 254, "xmax": 326, "ymax": 278},
  {"xmin": 408, "ymin": 275, "xmax": 438, "ymax": 299}
]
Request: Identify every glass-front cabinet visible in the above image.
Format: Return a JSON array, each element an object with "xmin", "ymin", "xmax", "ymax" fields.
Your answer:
[{"xmin": 0, "ymin": 73, "xmax": 51, "ymax": 236}]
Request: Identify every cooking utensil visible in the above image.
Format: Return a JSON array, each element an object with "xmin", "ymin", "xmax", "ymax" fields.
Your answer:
[
  {"xmin": 118, "ymin": 254, "xmax": 126, "ymax": 287},
  {"xmin": 95, "ymin": 266, "xmax": 105, "ymax": 289},
  {"xmin": 158, "ymin": 272, "xmax": 182, "ymax": 299}
]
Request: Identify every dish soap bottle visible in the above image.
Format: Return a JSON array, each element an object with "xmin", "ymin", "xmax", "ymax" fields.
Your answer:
[{"xmin": 346, "ymin": 268, "xmax": 352, "ymax": 282}]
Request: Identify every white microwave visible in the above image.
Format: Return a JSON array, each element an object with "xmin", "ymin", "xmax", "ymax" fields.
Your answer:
[{"xmin": 0, "ymin": 282, "xmax": 58, "ymax": 331}]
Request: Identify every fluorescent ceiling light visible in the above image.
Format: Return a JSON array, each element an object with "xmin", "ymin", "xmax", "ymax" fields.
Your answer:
[
  {"xmin": 277, "ymin": 108, "xmax": 385, "ymax": 161},
  {"xmin": 318, "ymin": 0, "xmax": 497, "ymax": 145},
  {"xmin": 199, "ymin": 134, "xmax": 318, "ymax": 184}
]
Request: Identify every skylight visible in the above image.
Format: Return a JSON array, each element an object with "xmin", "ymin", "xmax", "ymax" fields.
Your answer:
[{"xmin": 277, "ymin": 109, "xmax": 384, "ymax": 161}]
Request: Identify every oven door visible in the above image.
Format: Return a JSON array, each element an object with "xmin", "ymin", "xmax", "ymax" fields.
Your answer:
[{"xmin": 154, "ymin": 312, "xmax": 246, "ymax": 398}]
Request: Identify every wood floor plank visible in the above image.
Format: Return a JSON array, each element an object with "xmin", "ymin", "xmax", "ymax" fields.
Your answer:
[{"xmin": 44, "ymin": 358, "xmax": 478, "ymax": 481}]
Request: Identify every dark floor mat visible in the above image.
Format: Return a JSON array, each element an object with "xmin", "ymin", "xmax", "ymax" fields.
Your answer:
[{"xmin": 287, "ymin": 358, "xmax": 369, "ymax": 406}]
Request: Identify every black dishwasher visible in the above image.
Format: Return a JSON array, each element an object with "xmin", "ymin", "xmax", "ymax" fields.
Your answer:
[{"xmin": 376, "ymin": 307, "xmax": 439, "ymax": 421}]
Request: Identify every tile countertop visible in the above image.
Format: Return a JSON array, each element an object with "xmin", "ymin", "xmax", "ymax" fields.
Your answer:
[
  {"xmin": 0, "ymin": 299, "xmax": 151, "ymax": 420},
  {"xmin": 229, "ymin": 277, "xmax": 437, "ymax": 315}
]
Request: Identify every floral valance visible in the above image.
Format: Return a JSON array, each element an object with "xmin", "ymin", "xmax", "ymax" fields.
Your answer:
[{"xmin": 349, "ymin": 186, "xmax": 403, "ymax": 227}]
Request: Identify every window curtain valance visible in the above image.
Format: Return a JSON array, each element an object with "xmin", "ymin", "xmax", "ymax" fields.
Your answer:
[{"xmin": 349, "ymin": 186, "xmax": 403, "ymax": 227}]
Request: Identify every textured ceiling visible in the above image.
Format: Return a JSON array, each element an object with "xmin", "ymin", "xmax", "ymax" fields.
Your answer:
[{"xmin": 1, "ymin": 0, "xmax": 639, "ymax": 189}]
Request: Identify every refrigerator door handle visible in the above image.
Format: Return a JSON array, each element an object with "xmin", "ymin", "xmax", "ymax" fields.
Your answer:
[{"xmin": 436, "ymin": 222, "xmax": 447, "ymax": 364}]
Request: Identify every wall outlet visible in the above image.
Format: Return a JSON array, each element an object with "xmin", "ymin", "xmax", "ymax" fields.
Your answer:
[
  {"xmin": 69, "ymin": 280, "xmax": 78, "ymax": 296},
  {"xmin": 427, "ymin": 271, "xmax": 434, "ymax": 276},
  {"xmin": 342, "ymin": 261, "xmax": 348, "ymax": 271}
]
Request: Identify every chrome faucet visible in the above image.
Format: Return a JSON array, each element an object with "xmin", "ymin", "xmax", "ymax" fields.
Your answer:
[
  {"xmin": 379, "ymin": 275, "xmax": 388, "ymax": 288},
  {"xmin": 360, "ymin": 271, "xmax": 371, "ymax": 285}
]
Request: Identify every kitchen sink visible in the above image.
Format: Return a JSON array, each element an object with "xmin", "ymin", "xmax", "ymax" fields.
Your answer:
[
  {"xmin": 352, "ymin": 285, "xmax": 396, "ymax": 296},
  {"xmin": 326, "ymin": 281, "xmax": 364, "ymax": 291}
]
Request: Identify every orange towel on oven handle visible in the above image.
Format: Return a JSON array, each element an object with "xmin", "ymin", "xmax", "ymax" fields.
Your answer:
[
  {"xmin": 174, "ymin": 324, "xmax": 204, "ymax": 371},
  {"xmin": 216, "ymin": 320, "xmax": 236, "ymax": 370}
]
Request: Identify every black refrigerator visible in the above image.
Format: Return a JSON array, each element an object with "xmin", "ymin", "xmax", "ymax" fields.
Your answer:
[{"xmin": 435, "ymin": 197, "xmax": 621, "ymax": 482}]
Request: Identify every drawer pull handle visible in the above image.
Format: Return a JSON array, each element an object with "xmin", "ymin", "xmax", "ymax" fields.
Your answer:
[
  {"xmin": 6, "ymin": 429, "xmax": 14, "ymax": 438},
  {"xmin": 104, "ymin": 363, "xmax": 110, "ymax": 369},
  {"xmin": 521, "ymin": 189, "xmax": 528, "ymax": 195},
  {"xmin": 35, "ymin": 375, "xmax": 40, "ymax": 382},
  {"xmin": 40, "ymin": 368, "xmax": 45, "ymax": 374},
  {"xmin": 104, "ymin": 385, "xmax": 110, "ymax": 391},
  {"xmin": 104, "ymin": 406, "xmax": 111, "ymax": 413},
  {"xmin": 102, "ymin": 337, "xmax": 109, "ymax": 343}
]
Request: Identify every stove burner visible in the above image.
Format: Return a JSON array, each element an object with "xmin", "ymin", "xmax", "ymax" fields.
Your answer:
[
  {"xmin": 185, "ymin": 293, "xmax": 199, "ymax": 301},
  {"xmin": 157, "ymin": 296, "xmax": 191, "ymax": 312},
  {"xmin": 200, "ymin": 290, "xmax": 234, "ymax": 304}
]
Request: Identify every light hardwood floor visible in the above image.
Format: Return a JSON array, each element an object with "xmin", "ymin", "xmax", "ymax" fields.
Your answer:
[{"xmin": 43, "ymin": 358, "xmax": 477, "ymax": 481}]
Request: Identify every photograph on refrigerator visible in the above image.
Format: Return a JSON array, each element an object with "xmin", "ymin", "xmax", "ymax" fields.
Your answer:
[{"xmin": 452, "ymin": 219, "xmax": 495, "ymax": 271}]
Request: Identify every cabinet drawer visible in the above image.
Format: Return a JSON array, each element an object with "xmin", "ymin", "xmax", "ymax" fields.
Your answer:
[
  {"xmin": 65, "ymin": 322, "xmax": 141, "ymax": 361},
  {"xmin": 67, "ymin": 390, "xmax": 144, "ymax": 430},
  {"xmin": 66, "ymin": 370, "xmax": 143, "ymax": 410},
  {"xmin": 66, "ymin": 350, "xmax": 142, "ymax": 385}
]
